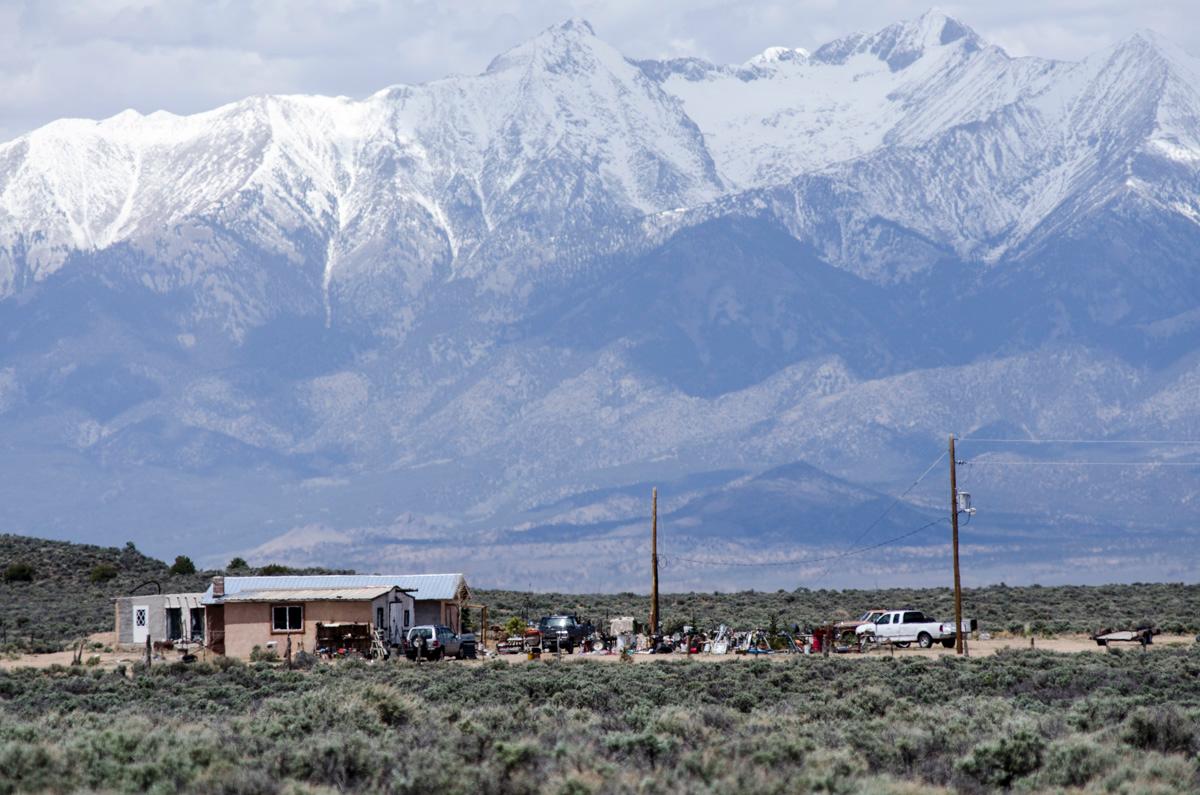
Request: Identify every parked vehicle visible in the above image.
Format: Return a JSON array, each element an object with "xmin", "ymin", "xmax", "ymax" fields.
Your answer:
[
  {"xmin": 834, "ymin": 610, "xmax": 888, "ymax": 646},
  {"xmin": 405, "ymin": 624, "xmax": 463, "ymax": 660},
  {"xmin": 837, "ymin": 610, "xmax": 887, "ymax": 630},
  {"xmin": 856, "ymin": 610, "xmax": 972, "ymax": 649},
  {"xmin": 537, "ymin": 615, "xmax": 594, "ymax": 653}
]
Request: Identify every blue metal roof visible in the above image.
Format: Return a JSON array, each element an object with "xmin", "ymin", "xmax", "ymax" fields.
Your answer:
[{"xmin": 201, "ymin": 574, "xmax": 467, "ymax": 605}]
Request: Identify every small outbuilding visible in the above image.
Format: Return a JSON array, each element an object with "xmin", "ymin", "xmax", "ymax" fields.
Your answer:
[
  {"xmin": 200, "ymin": 574, "xmax": 469, "ymax": 658},
  {"xmin": 113, "ymin": 593, "xmax": 205, "ymax": 649}
]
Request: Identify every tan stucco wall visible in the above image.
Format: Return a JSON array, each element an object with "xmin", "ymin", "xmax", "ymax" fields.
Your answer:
[{"xmin": 221, "ymin": 600, "xmax": 373, "ymax": 658}]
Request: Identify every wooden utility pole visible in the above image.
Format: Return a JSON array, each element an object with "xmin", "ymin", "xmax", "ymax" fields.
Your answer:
[
  {"xmin": 650, "ymin": 487, "xmax": 660, "ymax": 637},
  {"xmin": 949, "ymin": 434, "xmax": 964, "ymax": 655}
]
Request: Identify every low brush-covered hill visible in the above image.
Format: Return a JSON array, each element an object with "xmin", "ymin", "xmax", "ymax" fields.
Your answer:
[{"xmin": 4, "ymin": 534, "xmax": 1198, "ymax": 648}]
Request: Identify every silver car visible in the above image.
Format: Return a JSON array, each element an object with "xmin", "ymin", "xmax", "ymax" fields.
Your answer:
[{"xmin": 405, "ymin": 624, "xmax": 463, "ymax": 660}]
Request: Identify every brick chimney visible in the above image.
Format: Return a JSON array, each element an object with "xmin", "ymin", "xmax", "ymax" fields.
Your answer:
[{"xmin": 212, "ymin": 575, "xmax": 225, "ymax": 598}]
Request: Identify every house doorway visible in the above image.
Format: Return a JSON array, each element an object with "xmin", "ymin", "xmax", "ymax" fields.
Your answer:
[
  {"xmin": 132, "ymin": 604, "xmax": 149, "ymax": 644},
  {"xmin": 166, "ymin": 607, "xmax": 183, "ymax": 640},
  {"xmin": 190, "ymin": 607, "xmax": 205, "ymax": 642}
]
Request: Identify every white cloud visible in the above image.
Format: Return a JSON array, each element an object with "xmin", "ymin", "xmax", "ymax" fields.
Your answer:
[{"xmin": 1, "ymin": 0, "xmax": 1198, "ymax": 140}]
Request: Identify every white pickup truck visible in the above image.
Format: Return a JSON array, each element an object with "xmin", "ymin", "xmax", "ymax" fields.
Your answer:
[{"xmin": 856, "ymin": 609, "xmax": 973, "ymax": 649}]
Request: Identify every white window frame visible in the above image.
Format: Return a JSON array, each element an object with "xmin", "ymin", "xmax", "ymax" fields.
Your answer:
[{"xmin": 271, "ymin": 604, "xmax": 304, "ymax": 633}]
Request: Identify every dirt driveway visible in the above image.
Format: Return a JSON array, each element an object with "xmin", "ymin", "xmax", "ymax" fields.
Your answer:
[
  {"xmin": 2, "ymin": 634, "xmax": 1193, "ymax": 670},
  {"xmin": 471, "ymin": 634, "xmax": 1196, "ymax": 664},
  {"xmin": 0, "ymin": 632, "xmax": 145, "ymax": 671}
]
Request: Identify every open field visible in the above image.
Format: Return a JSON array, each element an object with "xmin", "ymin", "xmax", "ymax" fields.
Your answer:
[
  {"xmin": 5, "ymin": 536, "xmax": 1200, "ymax": 792},
  {"xmin": 4, "ymin": 648, "xmax": 1200, "ymax": 794}
]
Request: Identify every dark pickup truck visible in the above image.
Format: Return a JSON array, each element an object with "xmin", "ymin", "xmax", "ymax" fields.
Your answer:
[{"xmin": 538, "ymin": 615, "xmax": 593, "ymax": 653}]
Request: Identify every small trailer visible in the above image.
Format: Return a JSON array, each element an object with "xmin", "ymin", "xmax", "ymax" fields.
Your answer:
[{"xmin": 1092, "ymin": 627, "xmax": 1156, "ymax": 647}]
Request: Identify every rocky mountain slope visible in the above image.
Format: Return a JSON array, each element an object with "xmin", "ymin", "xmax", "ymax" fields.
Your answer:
[{"xmin": 0, "ymin": 11, "xmax": 1197, "ymax": 590}]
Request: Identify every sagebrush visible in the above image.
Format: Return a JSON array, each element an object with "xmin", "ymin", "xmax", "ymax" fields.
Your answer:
[{"xmin": 2, "ymin": 648, "xmax": 1200, "ymax": 793}]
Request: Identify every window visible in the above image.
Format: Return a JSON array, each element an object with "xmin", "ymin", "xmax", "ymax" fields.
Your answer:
[
  {"xmin": 903, "ymin": 612, "xmax": 926, "ymax": 624},
  {"xmin": 134, "ymin": 608, "xmax": 147, "ymax": 628},
  {"xmin": 376, "ymin": 607, "xmax": 384, "ymax": 628},
  {"xmin": 272, "ymin": 605, "xmax": 303, "ymax": 632},
  {"xmin": 403, "ymin": 609, "xmax": 410, "ymax": 627},
  {"xmin": 876, "ymin": 614, "xmax": 891, "ymax": 625},
  {"xmin": 166, "ymin": 607, "xmax": 183, "ymax": 640}
]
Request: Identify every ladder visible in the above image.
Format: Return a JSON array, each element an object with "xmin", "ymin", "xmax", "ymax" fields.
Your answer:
[{"xmin": 370, "ymin": 628, "xmax": 388, "ymax": 660}]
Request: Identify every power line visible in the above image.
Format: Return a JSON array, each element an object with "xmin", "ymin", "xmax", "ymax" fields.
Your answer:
[
  {"xmin": 964, "ymin": 460, "xmax": 1198, "ymax": 467},
  {"xmin": 809, "ymin": 450, "xmax": 947, "ymax": 582},
  {"xmin": 838, "ymin": 450, "xmax": 947, "ymax": 552},
  {"xmin": 961, "ymin": 438, "xmax": 1200, "ymax": 445},
  {"xmin": 664, "ymin": 518, "xmax": 948, "ymax": 570}
]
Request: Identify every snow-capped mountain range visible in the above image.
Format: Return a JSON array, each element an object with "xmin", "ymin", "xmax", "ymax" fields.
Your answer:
[{"xmin": 1, "ymin": 11, "xmax": 1198, "ymax": 590}]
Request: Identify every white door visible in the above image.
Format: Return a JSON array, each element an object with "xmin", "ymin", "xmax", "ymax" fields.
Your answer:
[
  {"xmin": 876, "ymin": 613, "xmax": 900, "ymax": 641},
  {"xmin": 390, "ymin": 608, "xmax": 402, "ymax": 645},
  {"xmin": 132, "ymin": 604, "xmax": 150, "ymax": 644}
]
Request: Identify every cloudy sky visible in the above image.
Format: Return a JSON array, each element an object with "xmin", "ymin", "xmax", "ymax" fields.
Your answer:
[{"xmin": 2, "ymin": 0, "xmax": 1197, "ymax": 140}]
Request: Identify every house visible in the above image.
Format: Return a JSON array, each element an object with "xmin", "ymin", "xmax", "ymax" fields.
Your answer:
[
  {"xmin": 114, "ymin": 593, "xmax": 205, "ymax": 649},
  {"xmin": 200, "ymin": 574, "xmax": 469, "ymax": 658}
]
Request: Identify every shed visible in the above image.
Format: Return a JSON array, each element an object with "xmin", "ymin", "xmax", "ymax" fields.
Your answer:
[{"xmin": 113, "ymin": 593, "xmax": 205, "ymax": 649}]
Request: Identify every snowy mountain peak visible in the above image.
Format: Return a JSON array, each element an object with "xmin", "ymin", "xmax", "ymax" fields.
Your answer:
[
  {"xmin": 3, "ymin": 12, "xmax": 1200, "ymax": 582},
  {"xmin": 556, "ymin": 18, "xmax": 596, "ymax": 36},
  {"xmin": 745, "ymin": 46, "xmax": 810, "ymax": 67},
  {"xmin": 1107, "ymin": 28, "xmax": 1200, "ymax": 80},
  {"xmin": 868, "ymin": 9, "xmax": 983, "ymax": 67},
  {"xmin": 0, "ymin": 10, "xmax": 1196, "ymax": 308},
  {"xmin": 914, "ymin": 8, "xmax": 978, "ymax": 46},
  {"xmin": 485, "ymin": 17, "xmax": 605, "ymax": 74},
  {"xmin": 813, "ymin": 9, "xmax": 983, "ymax": 68}
]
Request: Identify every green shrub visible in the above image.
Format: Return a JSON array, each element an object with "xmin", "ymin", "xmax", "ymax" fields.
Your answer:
[
  {"xmin": 2, "ymin": 563, "xmax": 34, "ymax": 583},
  {"xmin": 1123, "ymin": 707, "xmax": 1195, "ymax": 754},
  {"xmin": 604, "ymin": 731, "xmax": 675, "ymax": 766},
  {"xmin": 493, "ymin": 740, "xmax": 538, "ymax": 770},
  {"xmin": 227, "ymin": 557, "xmax": 249, "ymax": 571},
  {"xmin": 169, "ymin": 556, "xmax": 196, "ymax": 575},
  {"xmin": 248, "ymin": 646, "xmax": 279, "ymax": 664},
  {"xmin": 957, "ymin": 727, "xmax": 1044, "ymax": 788},
  {"xmin": 362, "ymin": 685, "xmax": 414, "ymax": 728},
  {"xmin": 292, "ymin": 650, "xmax": 318, "ymax": 670},
  {"xmin": 3, "ymin": 650, "xmax": 1200, "ymax": 793},
  {"xmin": 1039, "ymin": 737, "xmax": 1108, "ymax": 787},
  {"xmin": 87, "ymin": 564, "xmax": 118, "ymax": 584}
]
